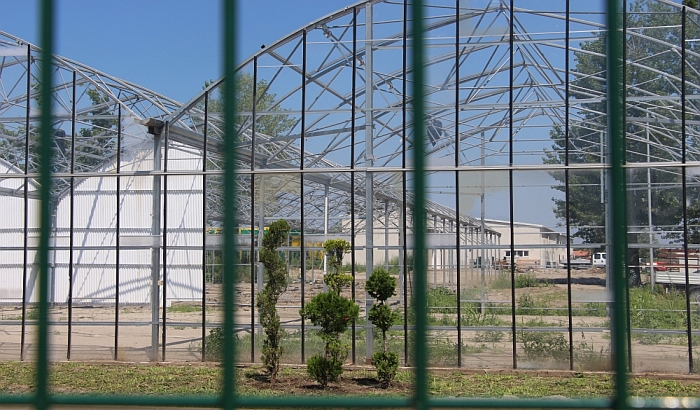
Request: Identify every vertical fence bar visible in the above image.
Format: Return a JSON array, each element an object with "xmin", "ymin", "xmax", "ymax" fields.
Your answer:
[
  {"xmin": 621, "ymin": 0, "xmax": 633, "ymax": 374},
  {"xmin": 681, "ymin": 5, "xmax": 694, "ymax": 374},
  {"xmin": 606, "ymin": 0, "xmax": 630, "ymax": 408},
  {"xmin": 455, "ymin": 0, "xmax": 462, "ymax": 369},
  {"xmin": 402, "ymin": 0, "xmax": 409, "ymax": 367},
  {"xmin": 300, "ymin": 28, "xmax": 308, "ymax": 365},
  {"xmin": 350, "ymin": 6, "xmax": 357, "ymax": 365},
  {"xmin": 201, "ymin": 91, "xmax": 209, "ymax": 361},
  {"xmin": 37, "ymin": 0, "xmax": 55, "ymax": 408},
  {"xmin": 222, "ymin": 0, "xmax": 238, "ymax": 407},
  {"xmin": 162, "ymin": 121, "xmax": 169, "ymax": 362},
  {"xmin": 115, "ymin": 103, "xmax": 122, "ymax": 361},
  {"xmin": 68, "ymin": 71, "xmax": 76, "ymax": 361},
  {"xmin": 300, "ymin": 174, "xmax": 306, "ymax": 363},
  {"xmin": 410, "ymin": 0, "xmax": 428, "ymax": 408},
  {"xmin": 250, "ymin": 173, "xmax": 256, "ymax": 362},
  {"xmin": 251, "ymin": 56, "xmax": 258, "ymax": 364},
  {"xmin": 508, "ymin": 0, "xmax": 517, "ymax": 370},
  {"xmin": 565, "ymin": 0, "xmax": 574, "ymax": 371},
  {"xmin": 20, "ymin": 43, "xmax": 31, "ymax": 363}
]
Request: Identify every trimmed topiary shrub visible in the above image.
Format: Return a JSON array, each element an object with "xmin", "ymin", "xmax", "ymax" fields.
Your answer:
[
  {"xmin": 256, "ymin": 219, "xmax": 290, "ymax": 383},
  {"xmin": 300, "ymin": 238, "xmax": 358, "ymax": 387},
  {"xmin": 366, "ymin": 267, "xmax": 400, "ymax": 387}
]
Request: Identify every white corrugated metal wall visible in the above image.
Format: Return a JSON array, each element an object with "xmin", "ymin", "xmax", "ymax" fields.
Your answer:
[
  {"xmin": 25, "ymin": 139, "xmax": 205, "ymax": 306},
  {"xmin": 0, "ymin": 159, "xmax": 41, "ymax": 304}
]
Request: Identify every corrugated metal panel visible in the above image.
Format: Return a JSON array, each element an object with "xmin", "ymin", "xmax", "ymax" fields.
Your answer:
[
  {"xmin": 0, "ymin": 251, "xmax": 25, "ymax": 302},
  {"xmin": 44, "ymin": 148, "xmax": 204, "ymax": 305},
  {"xmin": 0, "ymin": 161, "xmax": 42, "ymax": 303}
]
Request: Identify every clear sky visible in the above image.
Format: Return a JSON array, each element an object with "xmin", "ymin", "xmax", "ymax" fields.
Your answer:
[{"xmin": 0, "ymin": 0, "xmax": 357, "ymax": 103}]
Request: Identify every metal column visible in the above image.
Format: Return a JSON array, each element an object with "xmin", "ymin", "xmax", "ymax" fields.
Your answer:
[{"xmin": 364, "ymin": 2, "xmax": 375, "ymax": 364}]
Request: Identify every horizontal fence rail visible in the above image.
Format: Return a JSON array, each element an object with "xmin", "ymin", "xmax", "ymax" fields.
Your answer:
[{"xmin": 2, "ymin": 0, "xmax": 700, "ymax": 409}]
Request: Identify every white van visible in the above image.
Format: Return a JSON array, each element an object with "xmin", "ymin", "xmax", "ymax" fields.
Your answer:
[{"xmin": 592, "ymin": 252, "xmax": 606, "ymax": 267}]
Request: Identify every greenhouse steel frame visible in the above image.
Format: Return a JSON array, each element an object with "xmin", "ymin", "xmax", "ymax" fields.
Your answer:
[{"xmin": 1, "ymin": 0, "xmax": 700, "ymax": 408}]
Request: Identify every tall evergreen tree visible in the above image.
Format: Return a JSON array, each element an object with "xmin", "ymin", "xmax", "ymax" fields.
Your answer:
[{"xmin": 544, "ymin": 0, "xmax": 700, "ymax": 275}]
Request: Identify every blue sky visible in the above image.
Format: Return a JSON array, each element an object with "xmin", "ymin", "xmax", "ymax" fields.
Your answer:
[
  {"xmin": 0, "ymin": 0, "xmax": 615, "ymax": 230},
  {"xmin": 0, "ymin": 0, "xmax": 356, "ymax": 103}
]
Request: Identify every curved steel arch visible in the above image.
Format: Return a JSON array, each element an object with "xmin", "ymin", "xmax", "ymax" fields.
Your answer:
[
  {"xmin": 0, "ymin": 30, "xmax": 183, "ymax": 200},
  {"xmin": 164, "ymin": 0, "xmax": 700, "ymax": 238},
  {"xmin": 1, "ymin": 0, "xmax": 699, "ymax": 370}
]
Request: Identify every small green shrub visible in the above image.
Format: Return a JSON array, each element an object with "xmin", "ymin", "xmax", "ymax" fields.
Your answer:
[
  {"xmin": 515, "ymin": 294, "xmax": 551, "ymax": 316},
  {"xmin": 520, "ymin": 331, "xmax": 569, "ymax": 362},
  {"xmin": 573, "ymin": 336, "xmax": 610, "ymax": 371},
  {"xmin": 371, "ymin": 351, "xmax": 399, "ymax": 388},
  {"xmin": 491, "ymin": 272, "xmax": 512, "ymax": 289},
  {"xmin": 575, "ymin": 302, "xmax": 607, "ymax": 317},
  {"xmin": 515, "ymin": 273, "xmax": 539, "ymax": 288},
  {"xmin": 203, "ymin": 327, "xmax": 224, "ymax": 361},
  {"xmin": 628, "ymin": 286, "xmax": 696, "ymax": 330},
  {"xmin": 461, "ymin": 303, "xmax": 503, "ymax": 327},
  {"xmin": 303, "ymin": 292, "xmax": 359, "ymax": 336},
  {"xmin": 306, "ymin": 338, "xmax": 346, "ymax": 386},
  {"xmin": 26, "ymin": 306, "xmax": 40, "ymax": 321},
  {"xmin": 474, "ymin": 330, "xmax": 504, "ymax": 343}
]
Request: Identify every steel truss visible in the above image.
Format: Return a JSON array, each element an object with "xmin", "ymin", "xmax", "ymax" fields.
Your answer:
[{"xmin": 1, "ymin": 0, "xmax": 700, "ymax": 371}]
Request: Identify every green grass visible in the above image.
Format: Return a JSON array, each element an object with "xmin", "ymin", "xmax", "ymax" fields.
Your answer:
[
  {"xmin": 167, "ymin": 303, "xmax": 203, "ymax": 314},
  {"xmin": 1, "ymin": 362, "xmax": 699, "ymax": 397}
]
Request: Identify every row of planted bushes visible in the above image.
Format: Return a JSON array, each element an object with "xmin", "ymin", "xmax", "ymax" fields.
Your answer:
[{"xmin": 206, "ymin": 220, "xmax": 402, "ymax": 388}]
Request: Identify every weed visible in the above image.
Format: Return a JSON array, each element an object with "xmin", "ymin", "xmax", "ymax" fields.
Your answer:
[
  {"xmin": 491, "ymin": 272, "xmax": 512, "ymax": 289},
  {"xmin": 629, "ymin": 286, "xmax": 697, "ymax": 330},
  {"xmin": 426, "ymin": 287, "xmax": 458, "ymax": 315},
  {"xmin": 515, "ymin": 273, "xmax": 539, "ymax": 288},
  {"xmin": 514, "ymin": 294, "xmax": 562, "ymax": 316},
  {"xmin": 461, "ymin": 303, "xmax": 503, "ymax": 327},
  {"xmin": 573, "ymin": 302, "xmax": 607, "ymax": 317},
  {"xmin": 519, "ymin": 331, "xmax": 568, "ymax": 362},
  {"xmin": 573, "ymin": 333, "xmax": 611, "ymax": 371},
  {"xmin": 26, "ymin": 306, "xmax": 39, "ymax": 321},
  {"xmin": 167, "ymin": 304, "xmax": 202, "ymax": 314},
  {"xmin": 473, "ymin": 330, "xmax": 504, "ymax": 343}
]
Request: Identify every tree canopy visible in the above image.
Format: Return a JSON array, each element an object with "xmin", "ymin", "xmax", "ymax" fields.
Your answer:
[{"xmin": 544, "ymin": 0, "xmax": 700, "ymax": 247}]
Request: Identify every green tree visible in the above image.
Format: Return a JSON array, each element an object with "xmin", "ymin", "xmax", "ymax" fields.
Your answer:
[
  {"xmin": 74, "ymin": 88, "xmax": 118, "ymax": 169},
  {"xmin": 256, "ymin": 219, "xmax": 290, "ymax": 383},
  {"xmin": 544, "ymin": 0, "xmax": 700, "ymax": 274},
  {"xmin": 204, "ymin": 73, "xmax": 295, "ymax": 138}
]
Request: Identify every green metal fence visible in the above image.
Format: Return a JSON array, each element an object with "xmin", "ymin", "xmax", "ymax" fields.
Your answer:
[{"xmin": 0, "ymin": 0, "xmax": 696, "ymax": 409}]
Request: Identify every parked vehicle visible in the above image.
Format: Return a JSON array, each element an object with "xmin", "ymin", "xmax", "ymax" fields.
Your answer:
[
  {"xmin": 592, "ymin": 252, "xmax": 606, "ymax": 267},
  {"xmin": 644, "ymin": 261, "xmax": 667, "ymax": 271},
  {"xmin": 654, "ymin": 268, "xmax": 700, "ymax": 303},
  {"xmin": 561, "ymin": 258, "xmax": 592, "ymax": 270}
]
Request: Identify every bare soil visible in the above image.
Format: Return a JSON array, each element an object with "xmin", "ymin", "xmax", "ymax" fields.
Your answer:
[{"xmin": 0, "ymin": 267, "xmax": 694, "ymax": 374}]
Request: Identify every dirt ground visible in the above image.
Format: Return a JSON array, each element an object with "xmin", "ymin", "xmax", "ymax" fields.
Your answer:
[{"xmin": 0, "ymin": 266, "xmax": 694, "ymax": 374}]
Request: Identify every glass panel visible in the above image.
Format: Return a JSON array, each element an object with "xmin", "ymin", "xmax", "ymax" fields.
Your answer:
[
  {"xmin": 458, "ymin": 169, "xmax": 512, "ymax": 368},
  {"xmin": 512, "ymin": 170, "xmax": 569, "ymax": 369}
]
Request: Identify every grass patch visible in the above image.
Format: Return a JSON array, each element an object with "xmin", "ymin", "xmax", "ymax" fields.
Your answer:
[
  {"xmin": 0, "ymin": 362, "xmax": 699, "ymax": 397},
  {"xmin": 629, "ymin": 286, "xmax": 698, "ymax": 331},
  {"xmin": 26, "ymin": 306, "xmax": 40, "ymax": 321},
  {"xmin": 167, "ymin": 303, "xmax": 203, "ymax": 314}
]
